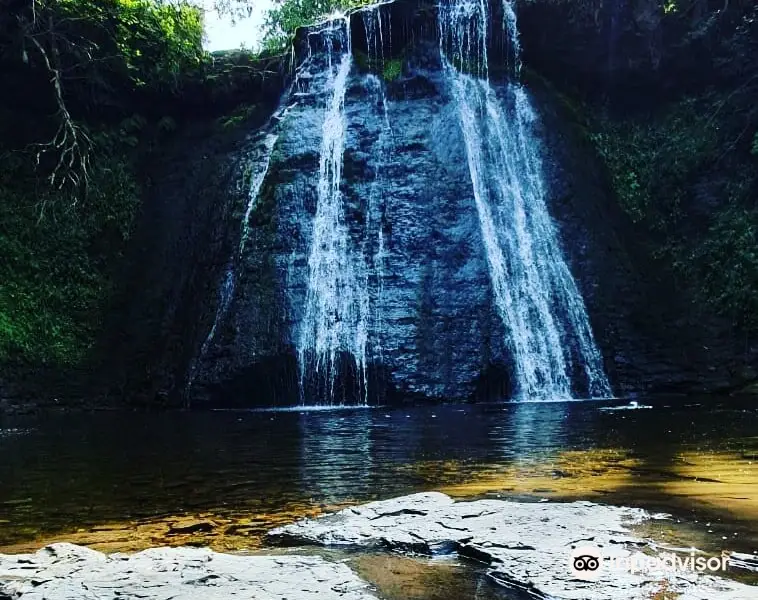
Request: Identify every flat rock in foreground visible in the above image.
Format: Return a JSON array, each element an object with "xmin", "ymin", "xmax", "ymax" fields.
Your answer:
[
  {"xmin": 0, "ymin": 543, "xmax": 378, "ymax": 600},
  {"xmin": 269, "ymin": 492, "xmax": 755, "ymax": 600}
]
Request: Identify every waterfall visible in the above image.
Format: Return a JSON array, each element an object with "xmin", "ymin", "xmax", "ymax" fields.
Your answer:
[
  {"xmin": 201, "ymin": 131, "xmax": 279, "ymax": 359},
  {"xmin": 184, "ymin": 130, "xmax": 280, "ymax": 404},
  {"xmin": 362, "ymin": 6, "xmax": 394, "ymax": 366},
  {"xmin": 362, "ymin": 73, "xmax": 391, "ymax": 364},
  {"xmin": 362, "ymin": 4, "xmax": 386, "ymax": 64},
  {"xmin": 297, "ymin": 17, "xmax": 371, "ymax": 405},
  {"xmin": 500, "ymin": 0, "xmax": 522, "ymax": 77},
  {"xmin": 440, "ymin": 0, "xmax": 612, "ymax": 400}
]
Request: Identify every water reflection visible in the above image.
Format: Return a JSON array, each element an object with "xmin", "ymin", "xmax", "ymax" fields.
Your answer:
[
  {"xmin": 300, "ymin": 409, "xmax": 374, "ymax": 500},
  {"xmin": 504, "ymin": 400, "xmax": 568, "ymax": 461},
  {"xmin": 0, "ymin": 398, "xmax": 756, "ymax": 551}
]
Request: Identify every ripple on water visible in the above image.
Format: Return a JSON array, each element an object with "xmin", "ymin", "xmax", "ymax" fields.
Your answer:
[
  {"xmin": 0, "ymin": 399, "xmax": 756, "ymax": 558},
  {"xmin": 0, "ymin": 428, "xmax": 31, "ymax": 438}
]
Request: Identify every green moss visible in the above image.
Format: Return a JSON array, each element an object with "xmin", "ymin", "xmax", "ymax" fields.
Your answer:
[
  {"xmin": 353, "ymin": 50, "xmax": 404, "ymax": 82},
  {"xmin": 382, "ymin": 58, "xmax": 403, "ymax": 82},
  {"xmin": 218, "ymin": 104, "xmax": 259, "ymax": 130}
]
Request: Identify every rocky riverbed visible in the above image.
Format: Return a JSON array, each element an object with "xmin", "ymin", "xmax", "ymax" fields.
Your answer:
[
  {"xmin": 1, "ymin": 493, "xmax": 756, "ymax": 599},
  {"xmin": 0, "ymin": 543, "xmax": 378, "ymax": 600}
]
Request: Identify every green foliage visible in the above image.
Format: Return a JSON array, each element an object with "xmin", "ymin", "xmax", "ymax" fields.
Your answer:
[
  {"xmin": 0, "ymin": 0, "xmax": 203, "ymax": 368},
  {"xmin": 263, "ymin": 0, "xmax": 371, "ymax": 47},
  {"xmin": 0, "ymin": 0, "xmax": 208, "ymax": 211},
  {"xmin": 583, "ymin": 88, "xmax": 758, "ymax": 331},
  {"xmin": 588, "ymin": 100, "xmax": 718, "ymax": 226},
  {"xmin": 382, "ymin": 58, "xmax": 403, "ymax": 82},
  {"xmin": 0, "ymin": 0, "xmax": 282, "ymax": 376},
  {"xmin": 52, "ymin": 0, "xmax": 206, "ymax": 93},
  {"xmin": 683, "ymin": 207, "xmax": 758, "ymax": 329},
  {"xmin": 578, "ymin": 0, "xmax": 758, "ymax": 336},
  {"xmin": 0, "ymin": 140, "xmax": 139, "ymax": 365}
]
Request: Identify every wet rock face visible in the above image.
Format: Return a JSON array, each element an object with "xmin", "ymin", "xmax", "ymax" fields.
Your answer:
[
  {"xmin": 115, "ymin": 0, "xmax": 741, "ymax": 407},
  {"xmin": 195, "ymin": 41, "xmax": 530, "ymax": 405},
  {"xmin": 187, "ymin": 9, "xmax": 661, "ymax": 406}
]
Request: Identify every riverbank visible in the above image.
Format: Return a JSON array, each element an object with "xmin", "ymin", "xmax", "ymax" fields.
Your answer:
[{"xmin": 1, "ymin": 493, "xmax": 756, "ymax": 600}]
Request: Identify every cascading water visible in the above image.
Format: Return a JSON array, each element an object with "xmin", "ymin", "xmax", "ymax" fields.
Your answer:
[
  {"xmin": 362, "ymin": 6, "xmax": 394, "ymax": 365},
  {"xmin": 184, "ymin": 130, "xmax": 280, "ymax": 404},
  {"xmin": 297, "ymin": 17, "xmax": 371, "ymax": 405},
  {"xmin": 362, "ymin": 3, "xmax": 391, "ymax": 65},
  {"xmin": 439, "ymin": 0, "xmax": 612, "ymax": 400},
  {"xmin": 203, "ymin": 132, "xmax": 280, "ymax": 354}
]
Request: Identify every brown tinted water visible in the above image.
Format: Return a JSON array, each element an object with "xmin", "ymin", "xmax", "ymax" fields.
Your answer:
[{"xmin": 0, "ymin": 398, "xmax": 756, "ymax": 593}]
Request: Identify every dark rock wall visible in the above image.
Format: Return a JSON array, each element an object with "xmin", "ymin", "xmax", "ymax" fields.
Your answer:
[
  {"xmin": 101, "ymin": 0, "xmax": 756, "ymax": 407},
  {"xmin": 518, "ymin": 0, "xmax": 758, "ymax": 105},
  {"xmin": 192, "ymin": 39, "xmax": 511, "ymax": 406},
  {"xmin": 185, "ymin": 10, "xmax": 638, "ymax": 406},
  {"xmin": 98, "ymin": 118, "xmax": 263, "ymax": 407}
]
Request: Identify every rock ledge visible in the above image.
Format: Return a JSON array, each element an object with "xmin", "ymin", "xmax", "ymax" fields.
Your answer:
[
  {"xmin": 269, "ymin": 492, "xmax": 756, "ymax": 600},
  {"xmin": 0, "ymin": 543, "xmax": 378, "ymax": 600}
]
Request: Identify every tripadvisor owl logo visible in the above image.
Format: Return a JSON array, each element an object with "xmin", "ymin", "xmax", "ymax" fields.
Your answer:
[
  {"xmin": 569, "ymin": 545, "xmax": 603, "ymax": 581},
  {"xmin": 567, "ymin": 544, "xmax": 730, "ymax": 580}
]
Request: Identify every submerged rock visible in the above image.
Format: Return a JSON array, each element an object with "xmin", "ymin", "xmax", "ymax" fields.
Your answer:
[
  {"xmin": 168, "ymin": 518, "xmax": 217, "ymax": 535},
  {"xmin": 0, "ymin": 543, "xmax": 378, "ymax": 600},
  {"xmin": 269, "ymin": 492, "xmax": 756, "ymax": 600}
]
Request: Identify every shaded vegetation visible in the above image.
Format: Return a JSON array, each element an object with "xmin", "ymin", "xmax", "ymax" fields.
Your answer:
[
  {"xmin": 588, "ymin": 99, "xmax": 719, "ymax": 227},
  {"xmin": 577, "ymin": 2, "xmax": 758, "ymax": 333},
  {"xmin": 0, "ymin": 0, "xmax": 280, "ymax": 374},
  {"xmin": 217, "ymin": 103, "xmax": 260, "ymax": 130},
  {"xmin": 587, "ymin": 102, "xmax": 758, "ymax": 330},
  {"xmin": 354, "ymin": 49, "xmax": 404, "ymax": 81},
  {"xmin": 0, "ymin": 128, "xmax": 140, "ymax": 365}
]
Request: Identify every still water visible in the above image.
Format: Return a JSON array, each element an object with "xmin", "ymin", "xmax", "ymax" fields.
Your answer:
[{"xmin": 0, "ymin": 397, "xmax": 756, "ymax": 557}]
